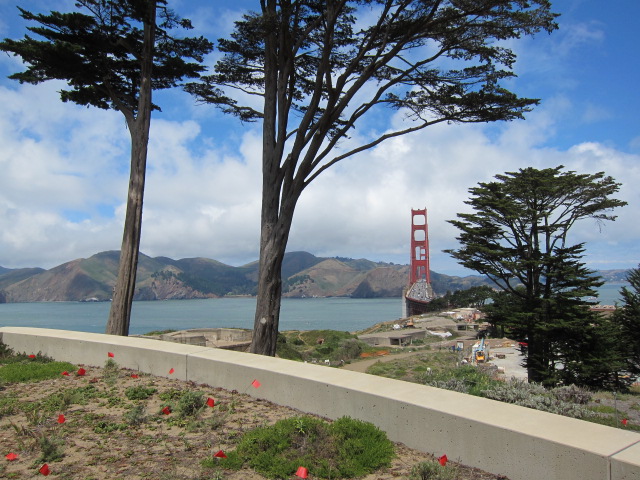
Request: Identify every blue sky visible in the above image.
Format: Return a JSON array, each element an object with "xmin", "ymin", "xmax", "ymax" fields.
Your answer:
[{"xmin": 0, "ymin": 0, "xmax": 638, "ymax": 277}]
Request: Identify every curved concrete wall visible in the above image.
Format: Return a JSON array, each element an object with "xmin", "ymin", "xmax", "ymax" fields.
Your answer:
[{"xmin": 1, "ymin": 327, "xmax": 639, "ymax": 480}]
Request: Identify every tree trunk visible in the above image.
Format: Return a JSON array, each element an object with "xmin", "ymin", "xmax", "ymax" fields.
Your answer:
[
  {"xmin": 104, "ymin": 126, "xmax": 150, "ymax": 335},
  {"xmin": 249, "ymin": 175, "xmax": 298, "ymax": 354},
  {"xmin": 105, "ymin": 2, "xmax": 156, "ymax": 336}
]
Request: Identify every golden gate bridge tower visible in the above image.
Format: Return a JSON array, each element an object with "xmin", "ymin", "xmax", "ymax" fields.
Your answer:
[{"xmin": 404, "ymin": 208, "xmax": 435, "ymax": 316}]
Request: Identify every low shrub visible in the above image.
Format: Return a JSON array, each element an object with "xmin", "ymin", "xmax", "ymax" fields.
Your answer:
[
  {"xmin": 216, "ymin": 415, "xmax": 394, "ymax": 479},
  {"xmin": 409, "ymin": 460, "xmax": 457, "ymax": 480}
]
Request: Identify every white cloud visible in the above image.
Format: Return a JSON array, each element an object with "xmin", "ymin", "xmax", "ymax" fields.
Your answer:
[{"xmin": 0, "ymin": 0, "xmax": 637, "ymax": 277}]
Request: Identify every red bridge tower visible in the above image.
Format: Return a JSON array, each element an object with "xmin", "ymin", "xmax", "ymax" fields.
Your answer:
[
  {"xmin": 404, "ymin": 208, "xmax": 434, "ymax": 316},
  {"xmin": 410, "ymin": 208, "xmax": 430, "ymax": 284}
]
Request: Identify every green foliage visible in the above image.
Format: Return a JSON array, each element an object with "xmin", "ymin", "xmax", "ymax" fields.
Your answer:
[
  {"xmin": 447, "ymin": 166, "xmax": 626, "ymax": 387},
  {"xmin": 103, "ymin": 358, "xmax": 120, "ymax": 386},
  {"xmin": 420, "ymin": 286, "xmax": 495, "ymax": 312},
  {"xmin": 0, "ymin": 2, "xmax": 213, "ymax": 114},
  {"xmin": 222, "ymin": 416, "xmax": 394, "ymax": 479},
  {"xmin": 0, "ymin": 361, "xmax": 76, "ymax": 383},
  {"xmin": 93, "ymin": 421, "xmax": 128, "ymax": 434},
  {"xmin": 275, "ymin": 341, "xmax": 304, "ymax": 361},
  {"xmin": 175, "ymin": 390, "xmax": 206, "ymax": 418},
  {"xmin": 607, "ymin": 265, "xmax": 640, "ymax": 390},
  {"xmin": 481, "ymin": 380, "xmax": 593, "ymax": 418},
  {"xmin": 143, "ymin": 329, "xmax": 176, "ymax": 336},
  {"xmin": 125, "ymin": 385, "xmax": 157, "ymax": 401},
  {"xmin": 409, "ymin": 461, "xmax": 457, "ymax": 480},
  {"xmin": 426, "ymin": 365, "xmax": 501, "ymax": 397},
  {"xmin": 38, "ymin": 435, "xmax": 65, "ymax": 462},
  {"xmin": 123, "ymin": 404, "xmax": 147, "ymax": 426}
]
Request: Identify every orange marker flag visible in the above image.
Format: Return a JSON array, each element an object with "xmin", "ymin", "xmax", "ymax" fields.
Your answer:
[
  {"xmin": 214, "ymin": 450, "xmax": 227, "ymax": 458},
  {"xmin": 39, "ymin": 464, "xmax": 50, "ymax": 476},
  {"xmin": 169, "ymin": 368, "xmax": 175, "ymax": 374},
  {"xmin": 61, "ymin": 371, "xmax": 70, "ymax": 376},
  {"xmin": 57, "ymin": 414, "xmax": 65, "ymax": 424},
  {"xmin": 251, "ymin": 379, "xmax": 261, "ymax": 388},
  {"xmin": 77, "ymin": 368, "xmax": 86, "ymax": 376},
  {"xmin": 162, "ymin": 406, "xmax": 171, "ymax": 415},
  {"xmin": 206, "ymin": 397, "xmax": 215, "ymax": 407},
  {"xmin": 131, "ymin": 374, "xmax": 139, "ymax": 379},
  {"xmin": 5, "ymin": 452, "xmax": 18, "ymax": 461},
  {"xmin": 108, "ymin": 352, "xmax": 114, "ymax": 358},
  {"xmin": 296, "ymin": 466, "xmax": 309, "ymax": 478},
  {"xmin": 438, "ymin": 454, "xmax": 448, "ymax": 466},
  {"xmin": 622, "ymin": 418, "xmax": 629, "ymax": 426}
]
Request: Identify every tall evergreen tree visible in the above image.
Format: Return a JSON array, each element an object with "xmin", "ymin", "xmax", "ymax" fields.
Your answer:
[
  {"xmin": 609, "ymin": 265, "xmax": 640, "ymax": 388},
  {"xmin": 447, "ymin": 166, "xmax": 626, "ymax": 385},
  {"xmin": 187, "ymin": 0, "xmax": 559, "ymax": 356},
  {"xmin": 0, "ymin": 1, "xmax": 212, "ymax": 335}
]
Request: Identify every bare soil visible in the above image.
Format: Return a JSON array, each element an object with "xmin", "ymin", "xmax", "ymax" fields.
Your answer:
[{"xmin": 0, "ymin": 363, "xmax": 509, "ymax": 480}]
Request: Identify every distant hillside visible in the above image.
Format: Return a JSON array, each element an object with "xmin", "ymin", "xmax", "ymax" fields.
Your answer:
[{"xmin": 0, "ymin": 252, "xmax": 629, "ymax": 303}]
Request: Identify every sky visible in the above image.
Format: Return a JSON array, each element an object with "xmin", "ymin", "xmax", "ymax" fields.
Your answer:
[{"xmin": 0, "ymin": 0, "xmax": 638, "ymax": 277}]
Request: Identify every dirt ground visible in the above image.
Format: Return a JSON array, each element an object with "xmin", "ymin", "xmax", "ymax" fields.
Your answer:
[{"xmin": 0, "ymin": 363, "xmax": 509, "ymax": 480}]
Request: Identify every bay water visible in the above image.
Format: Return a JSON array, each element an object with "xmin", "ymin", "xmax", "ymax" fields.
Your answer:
[{"xmin": 0, "ymin": 283, "xmax": 627, "ymax": 335}]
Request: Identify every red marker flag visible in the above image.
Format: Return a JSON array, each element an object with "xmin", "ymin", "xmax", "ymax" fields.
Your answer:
[
  {"xmin": 214, "ymin": 450, "xmax": 227, "ymax": 458},
  {"xmin": 169, "ymin": 368, "xmax": 175, "ymax": 374},
  {"xmin": 61, "ymin": 371, "xmax": 70, "ymax": 376},
  {"xmin": 131, "ymin": 374, "xmax": 139, "ymax": 379},
  {"xmin": 251, "ymin": 379, "xmax": 261, "ymax": 388},
  {"xmin": 108, "ymin": 352, "xmax": 114, "ymax": 358},
  {"xmin": 162, "ymin": 406, "xmax": 171, "ymax": 415},
  {"xmin": 57, "ymin": 414, "xmax": 65, "ymax": 424},
  {"xmin": 39, "ymin": 464, "xmax": 50, "ymax": 476},
  {"xmin": 29, "ymin": 354, "xmax": 36, "ymax": 359},
  {"xmin": 206, "ymin": 397, "xmax": 215, "ymax": 407},
  {"xmin": 296, "ymin": 466, "xmax": 309, "ymax": 478},
  {"xmin": 438, "ymin": 455, "xmax": 448, "ymax": 466},
  {"xmin": 5, "ymin": 452, "xmax": 18, "ymax": 461},
  {"xmin": 622, "ymin": 418, "xmax": 629, "ymax": 426},
  {"xmin": 77, "ymin": 368, "xmax": 86, "ymax": 376}
]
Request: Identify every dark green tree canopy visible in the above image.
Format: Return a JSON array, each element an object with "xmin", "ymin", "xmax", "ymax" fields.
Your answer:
[
  {"xmin": 611, "ymin": 265, "xmax": 640, "ymax": 385},
  {"xmin": 447, "ymin": 166, "xmax": 626, "ymax": 296},
  {"xmin": 1, "ymin": 0, "xmax": 212, "ymax": 121},
  {"xmin": 447, "ymin": 166, "xmax": 627, "ymax": 386}
]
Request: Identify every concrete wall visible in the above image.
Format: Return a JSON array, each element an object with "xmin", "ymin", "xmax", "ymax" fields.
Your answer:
[{"xmin": 1, "ymin": 326, "xmax": 639, "ymax": 480}]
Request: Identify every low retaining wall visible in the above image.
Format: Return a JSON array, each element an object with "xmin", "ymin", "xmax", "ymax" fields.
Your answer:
[{"xmin": 1, "ymin": 327, "xmax": 639, "ymax": 480}]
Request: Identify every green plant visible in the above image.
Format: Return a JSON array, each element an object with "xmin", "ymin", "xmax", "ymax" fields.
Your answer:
[
  {"xmin": 0, "ymin": 393, "xmax": 19, "ymax": 418},
  {"xmin": 176, "ymin": 390, "xmax": 206, "ymax": 418},
  {"xmin": 223, "ymin": 415, "xmax": 394, "ymax": 479},
  {"xmin": 93, "ymin": 421, "xmax": 128, "ymax": 434},
  {"xmin": 409, "ymin": 460, "xmax": 457, "ymax": 480},
  {"xmin": 0, "ymin": 361, "xmax": 77, "ymax": 383},
  {"xmin": 38, "ymin": 435, "xmax": 65, "ymax": 462},
  {"xmin": 123, "ymin": 404, "xmax": 147, "ymax": 426},
  {"xmin": 103, "ymin": 358, "xmax": 120, "ymax": 386},
  {"xmin": 125, "ymin": 385, "xmax": 157, "ymax": 401}
]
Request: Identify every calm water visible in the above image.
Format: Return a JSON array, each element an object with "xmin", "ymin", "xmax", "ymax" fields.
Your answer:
[
  {"xmin": 0, "ymin": 297, "xmax": 405, "ymax": 335},
  {"xmin": 0, "ymin": 284, "xmax": 627, "ymax": 335}
]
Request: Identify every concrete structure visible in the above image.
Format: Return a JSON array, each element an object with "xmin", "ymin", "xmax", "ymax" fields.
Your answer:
[
  {"xmin": 1, "ymin": 326, "xmax": 639, "ymax": 480},
  {"xmin": 140, "ymin": 327, "xmax": 251, "ymax": 351},
  {"xmin": 358, "ymin": 328, "xmax": 427, "ymax": 347}
]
